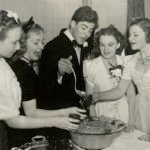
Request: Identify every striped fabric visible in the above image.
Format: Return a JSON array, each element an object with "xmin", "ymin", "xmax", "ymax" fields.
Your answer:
[{"xmin": 127, "ymin": 0, "xmax": 145, "ymax": 26}]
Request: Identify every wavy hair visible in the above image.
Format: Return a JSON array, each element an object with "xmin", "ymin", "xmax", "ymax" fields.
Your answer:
[
  {"xmin": 11, "ymin": 17, "xmax": 44, "ymax": 62},
  {"xmin": 129, "ymin": 18, "xmax": 150, "ymax": 43},
  {"xmin": 0, "ymin": 10, "xmax": 21, "ymax": 41},
  {"xmin": 94, "ymin": 25, "xmax": 126, "ymax": 56}
]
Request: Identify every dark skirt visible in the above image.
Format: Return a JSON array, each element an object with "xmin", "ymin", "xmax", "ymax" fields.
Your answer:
[
  {"xmin": 0, "ymin": 121, "xmax": 8, "ymax": 150},
  {"xmin": 7, "ymin": 127, "xmax": 39, "ymax": 149},
  {"xmin": 7, "ymin": 127, "xmax": 74, "ymax": 150},
  {"xmin": 33, "ymin": 128, "xmax": 74, "ymax": 150}
]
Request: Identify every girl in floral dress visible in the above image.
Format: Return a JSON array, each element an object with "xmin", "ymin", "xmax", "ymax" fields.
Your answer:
[{"xmin": 84, "ymin": 25, "xmax": 135, "ymax": 130}]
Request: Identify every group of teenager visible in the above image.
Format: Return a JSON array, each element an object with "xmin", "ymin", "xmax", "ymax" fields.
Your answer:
[{"xmin": 0, "ymin": 5, "xmax": 150, "ymax": 150}]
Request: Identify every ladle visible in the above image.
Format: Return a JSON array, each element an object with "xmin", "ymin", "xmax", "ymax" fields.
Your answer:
[
  {"xmin": 71, "ymin": 67, "xmax": 92, "ymax": 118},
  {"xmin": 71, "ymin": 67, "xmax": 86, "ymax": 97}
]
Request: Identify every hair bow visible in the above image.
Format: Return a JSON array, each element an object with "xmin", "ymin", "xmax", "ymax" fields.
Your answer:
[
  {"xmin": 6, "ymin": 10, "xmax": 19, "ymax": 23},
  {"xmin": 22, "ymin": 16, "xmax": 35, "ymax": 33}
]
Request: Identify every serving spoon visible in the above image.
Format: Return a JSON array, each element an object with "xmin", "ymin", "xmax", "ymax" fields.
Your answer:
[
  {"xmin": 71, "ymin": 67, "xmax": 86, "ymax": 97},
  {"xmin": 71, "ymin": 67, "xmax": 96, "ymax": 119}
]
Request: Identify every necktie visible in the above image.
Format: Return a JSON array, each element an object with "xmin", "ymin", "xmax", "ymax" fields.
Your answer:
[
  {"xmin": 72, "ymin": 40, "xmax": 81, "ymax": 64},
  {"xmin": 72, "ymin": 40, "xmax": 82, "ymax": 48}
]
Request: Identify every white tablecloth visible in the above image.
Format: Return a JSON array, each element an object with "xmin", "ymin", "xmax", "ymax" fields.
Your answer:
[{"xmin": 106, "ymin": 130, "xmax": 150, "ymax": 150}]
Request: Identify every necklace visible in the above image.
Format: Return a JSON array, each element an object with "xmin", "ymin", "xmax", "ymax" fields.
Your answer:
[{"xmin": 138, "ymin": 53, "xmax": 150, "ymax": 64}]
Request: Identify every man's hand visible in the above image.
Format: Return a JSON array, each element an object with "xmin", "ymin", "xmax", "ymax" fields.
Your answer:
[
  {"xmin": 58, "ymin": 56, "xmax": 72, "ymax": 76},
  {"xmin": 80, "ymin": 95, "xmax": 93, "ymax": 109}
]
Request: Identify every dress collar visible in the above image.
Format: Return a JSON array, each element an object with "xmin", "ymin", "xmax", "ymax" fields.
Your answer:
[{"xmin": 21, "ymin": 57, "xmax": 33, "ymax": 66}]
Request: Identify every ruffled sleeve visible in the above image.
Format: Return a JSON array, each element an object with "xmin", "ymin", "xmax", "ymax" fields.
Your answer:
[{"xmin": 0, "ymin": 60, "xmax": 21, "ymax": 120}]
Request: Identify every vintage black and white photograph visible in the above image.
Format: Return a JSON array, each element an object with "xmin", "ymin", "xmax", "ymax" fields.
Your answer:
[{"xmin": 0, "ymin": 0, "xmax": 150, "ymax": 149}]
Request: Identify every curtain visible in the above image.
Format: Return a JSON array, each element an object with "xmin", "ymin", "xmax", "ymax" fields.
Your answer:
[
  {"xmin": 82, "ymin": 0, "xmax": 92, "ymax": 6},
  {"xmin": 127, "ymin": 0, "xmax": 145, "ymax": 26},
  {"xmin": 125, "ymin": 0, "xmax": 145, "ymax": 55}
]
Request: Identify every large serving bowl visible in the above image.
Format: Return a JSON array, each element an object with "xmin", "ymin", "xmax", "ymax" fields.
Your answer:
[{"xmin": 70, "ymin": 116, "xmax": 125, "ymax": 150}]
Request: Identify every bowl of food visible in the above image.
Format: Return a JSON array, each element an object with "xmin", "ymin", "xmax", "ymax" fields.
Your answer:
[{"xmin": 70, "ymin": 116, "xmax": 125, "ymax": 150}]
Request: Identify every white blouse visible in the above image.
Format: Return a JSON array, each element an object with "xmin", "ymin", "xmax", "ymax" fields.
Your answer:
[
  {"xmin": 0, "ymin": 58, "xmax": 21, "ymax": 120},
  {"xmin": 83, "ymin": 55, "xmax": 129, "ymax": 123}
]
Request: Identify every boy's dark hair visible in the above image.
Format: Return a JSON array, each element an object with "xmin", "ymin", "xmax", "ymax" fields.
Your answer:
[{"xmin": 71, "ymin": 6, "xmax": 98, "ymax": 28}]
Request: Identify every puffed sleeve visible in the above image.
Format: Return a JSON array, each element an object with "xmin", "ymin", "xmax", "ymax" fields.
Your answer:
[
  {"xmin": 121, "ymin": 56, "xmax": 132, "ymax": 80},
  {"xmin": 0, "ymin": 69, "xmax": 21, "ymax": 120},
  {"xmin": 83, "ymin": 60, "xmax": 96, "ymax": 83},
  {"xmin": 83, "ymin": 60, "xmax": 96, "ymax": 94}
]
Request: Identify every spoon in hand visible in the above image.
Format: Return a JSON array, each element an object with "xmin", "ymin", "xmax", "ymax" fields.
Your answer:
[{"xmin": 71, "ymin": 67, "xmax": 86, "ymax": 97}]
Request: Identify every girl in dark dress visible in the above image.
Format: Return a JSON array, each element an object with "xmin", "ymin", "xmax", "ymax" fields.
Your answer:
[{"xmin": 8, "ymin": 18, "xmax": 86, "ymax": 149}]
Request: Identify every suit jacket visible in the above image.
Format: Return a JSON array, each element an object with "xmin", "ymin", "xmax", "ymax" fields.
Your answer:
[{"xmin": 38, "ymin": 29, "xmax": 90, "ymax": 110}]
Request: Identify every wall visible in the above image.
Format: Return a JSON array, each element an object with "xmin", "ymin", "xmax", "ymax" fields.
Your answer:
[
  {"xmin": 145, "ymin": 0, "xmax": 150, "ymax": 19},
  {"xmin": 0, "ymin": 0, "xmax": 82, "ymax": 43},
  {"xmin": 0, "ymin": 0, "xmax": 148, "ymax": 42},
  {"xmin": 91, "ymin": 0, "xmax": 127, "ymax": 34}
]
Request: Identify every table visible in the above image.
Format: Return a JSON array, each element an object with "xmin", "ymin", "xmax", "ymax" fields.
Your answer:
[
  {"xmin": 11, "ymin": 130, "xmax": 150, "ymax": 150},
  {"xmin": 70, "ymin": 130, "xmax": 150, "ymax": 150},
  {"xmin": 106, "ymin": 130, "xmax": 150, "ymax": 150}
]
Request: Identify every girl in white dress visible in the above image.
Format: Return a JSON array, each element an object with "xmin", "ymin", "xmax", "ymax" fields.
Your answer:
[
  {"xmin": 84, "ymin": 25, "xmax": 136, "ymax": 130},
  {"xmin": 93, "ymin": 18, "xmax": 150, "ymax": 140}
]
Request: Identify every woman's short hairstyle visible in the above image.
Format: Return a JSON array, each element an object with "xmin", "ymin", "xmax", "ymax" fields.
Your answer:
[
  {"xmin": 129, "ymin": 18, "xmax": 150, "ymax": 43},
  {"xmin": 0, "ymin": 10, "xmax": 21, "ymax": 41},
  {"xmin": 11, "ymin": 18, "xmax": 44, "ymax": 61},
  {"xmin": 94, "ymin": 25, "xmax": 126, "ymax": 55},
  {"xmin": 71, "ymin": 6, "xmax": 98, "ymax": 29},
  {"xmin": 22, "ymin": 17, "xmax": 44, "ymax": 38},
  {"xmin": 21, "ymin": 18, "xmax": 44, "ymax": 49},
  {"xmin": 22, "ymin": 23, "xmax": 44, "ymax": 41}
]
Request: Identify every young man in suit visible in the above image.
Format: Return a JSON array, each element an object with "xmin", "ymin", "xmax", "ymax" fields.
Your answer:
[{"xmin": 37, "ymin": 6, "xmax": 98, "ymax": 146}]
